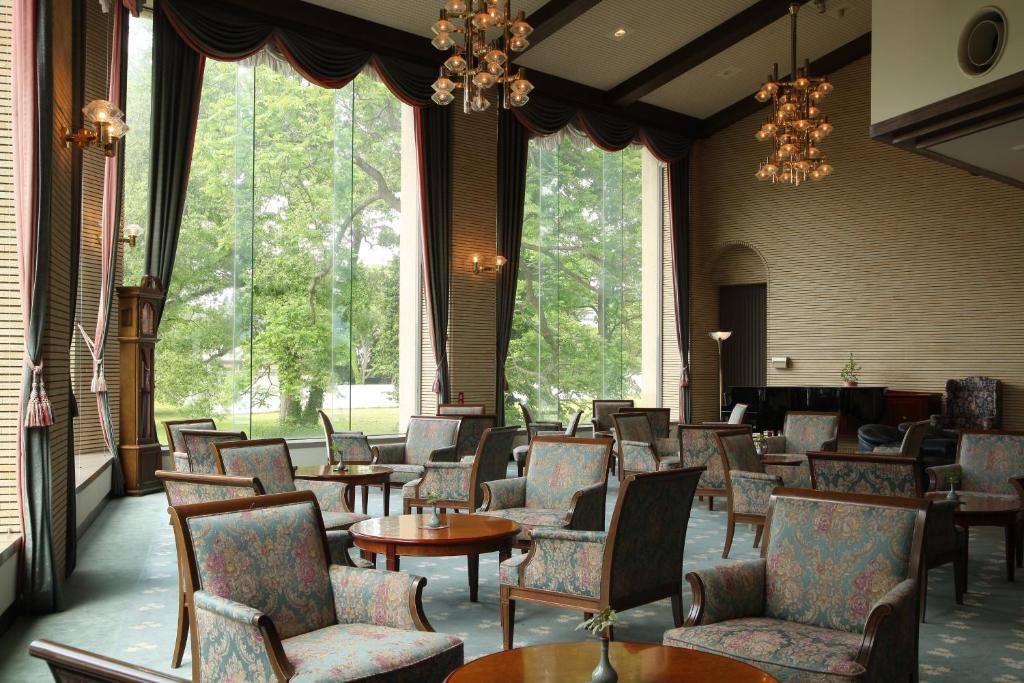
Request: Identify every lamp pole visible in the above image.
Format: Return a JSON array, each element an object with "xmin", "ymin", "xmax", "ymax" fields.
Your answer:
[{"xmin": 709, "ymin": 331, "xmax": 733, "ymax": 419}]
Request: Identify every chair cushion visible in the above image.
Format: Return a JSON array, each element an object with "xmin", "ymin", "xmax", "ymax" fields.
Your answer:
[
  {"xmin": 524, "ymin": 441, "xmax": 607, "ymax": 510},
  {"xmin": 283, "ymin": 622, "xmax": 463, "ymax": 683},
  {"xmin": 382, "ymin": 463, "xmax": 426, "ymax": 484},
  {"xmin": 219, "ymin": 441, "xmax": 296, "ymax": 494},
  {"xmin": 664, "ymin": 617, "xmax": 865, "ymax": 682},
  {"xmin": 498, "ymin": 553, "xmax": 527, "ymax": 585},
  {"xmin": 321, "ymin": 511, "xmax": 370, "ymax": 531},
  {"xmin": 475, "ymin": 508, "xmax": 566, "ymax": 542}
]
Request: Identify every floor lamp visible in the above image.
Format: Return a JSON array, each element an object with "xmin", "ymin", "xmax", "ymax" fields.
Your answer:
[{"xmin": 710, "ymin": 331, "xmax": 733, "ymax": 419}]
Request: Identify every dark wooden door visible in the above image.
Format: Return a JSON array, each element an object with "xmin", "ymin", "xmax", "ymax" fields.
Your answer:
[{"xmin": 719, "ymin": 284, "xmax": 767, "ymax": 390}]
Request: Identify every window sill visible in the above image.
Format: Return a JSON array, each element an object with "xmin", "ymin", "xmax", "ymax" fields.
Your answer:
[
  {"xmin": 0, "ymin": 535, "xmax": 19, "ymax": 566},
  {"xmin": 75, "ymin": 453, "xmax": 114, "ymax": 494}
]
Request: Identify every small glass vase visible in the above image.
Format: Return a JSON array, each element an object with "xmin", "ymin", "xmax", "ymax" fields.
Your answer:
[
  {"xmin": 588, "ymin": 637, "xmax": 618, "ymax": 683},
  {"xmin": 946, "ymin": 482, "xmax": 959, "ymax": 501},
  {"xmin": 426, "ymin": 506, "xmax": 443, "ymax": 528}
]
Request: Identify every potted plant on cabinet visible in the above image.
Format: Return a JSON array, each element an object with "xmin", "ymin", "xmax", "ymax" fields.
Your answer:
[{"xmin": 839, "ymin": 353, "xmax": 861, "ymax": 387}]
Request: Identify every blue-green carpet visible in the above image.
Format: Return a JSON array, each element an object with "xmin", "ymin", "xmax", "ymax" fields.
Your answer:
[{"xmin": 0, "ymin": 468, "xmax": 1021, "ymax": 681}]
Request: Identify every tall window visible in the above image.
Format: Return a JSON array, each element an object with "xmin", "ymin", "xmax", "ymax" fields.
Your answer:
[
  {"xmin": 506, "ymin": 136, "xmax": 643, "ymax": 422},
  {"xmin": 125, "ymin": 17, "xmax": 415, "ymax": 439}
]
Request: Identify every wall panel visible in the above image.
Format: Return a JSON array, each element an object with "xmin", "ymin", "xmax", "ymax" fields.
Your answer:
[{"xmin": 691, "ymin": 56, "xmax": 1024, "ymax": 427}]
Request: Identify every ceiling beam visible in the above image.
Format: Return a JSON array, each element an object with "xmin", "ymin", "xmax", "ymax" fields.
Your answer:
[
  {"xmin": 216, "ymin": 0, "xmax": 698, "ymax": 135},
  {"xmin": 698, "ymin": 32, "xmax": 871, "ymax": 138},
  {"xmin": 524, "ymin": 0, "xmax": 605, "ymax": 49},
  {"xmin": 606, "ymin": 0, "xmax": 809, "ymax": 107}
]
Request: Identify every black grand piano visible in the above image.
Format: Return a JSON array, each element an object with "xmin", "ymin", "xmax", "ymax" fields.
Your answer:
[{"xmin": 724, "ymin": 385, "xmax": 887, "ymax": 439}]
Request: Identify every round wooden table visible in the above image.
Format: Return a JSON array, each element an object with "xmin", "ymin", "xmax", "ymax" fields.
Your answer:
[
  {"xmin": 349, "ymin": 514, "xmax": 520, "ymax": 602},
  {"xmin": 925, "ymin": 491, "xmax": 1022, "ymax": 581},
  {"xmin": 444, "ymin": 641, "xmax": 778, "ymax": 682},
  {"xmin": 294, "ymin": 464, "xmax": 391, "ymax": 516}
]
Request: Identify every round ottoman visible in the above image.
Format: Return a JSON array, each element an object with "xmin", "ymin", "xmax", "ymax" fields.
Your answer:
[{"xmin": 857, "ymin": 423, "xmax": 901, "ymax": 452}]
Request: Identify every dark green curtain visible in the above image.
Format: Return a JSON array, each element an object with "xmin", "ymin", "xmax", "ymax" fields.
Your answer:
[
  {"xmin": 667, "ymin": 161, "xmax": 692, "ymax": 422},
  {"xmin": 143, "ymin": 5, "xmax": 205, "ymax": 320},
  {"xmin": 15, "ymin": 0, "xmax": 62, "ymax": 614},
  {"xmin": 495, "ymin": 107, "xmax": 529, "ymax": 425}
]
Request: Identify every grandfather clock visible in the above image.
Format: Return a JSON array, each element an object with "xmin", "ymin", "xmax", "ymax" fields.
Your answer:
[{"xmin": 116, "ymin": 275, "xmax": 164, "ymax": 495}]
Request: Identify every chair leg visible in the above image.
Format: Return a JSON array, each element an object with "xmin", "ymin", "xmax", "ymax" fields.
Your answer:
[
  {"xmin": 361, "ymin": 486, "xmax": 369, "ymax": 514},
  {"xmin": 698, "ymin": 495, "xmax": 704, "ymax": 502},
  {"xmin": 919, "ymin": 569, "xmax": 928, "ymax": 623},
  {"xmin": 671, "ymin": 592, "xmax": 685, "ymax": 627},
  {"xmin": 753, "ymin": 524, "xmax": 764, "ymax": 549},
  {"xmin": 172, "ymin": 589, "xmax": 188, "ymax": 668},
  {"xmin": 722, "ymin": 515, "xmax": 736, "ymax": 559},
  {"xmin": 517, "ymin": 462, "xmax": 524, "ymax": 477},
  {"xmin": 954, "ymin": 551, "xmax": 966, "ymax": 604},
  {"xmin": 707, "ymin": 496, "xmax": 714, "ymax": 511},
  {"xmin": 500, "ymin": 587, "xmax": 515, "ymax": 650},
  {"xmin": 403, "ymin": 500, "xmax": 410, "ymax": 515}
]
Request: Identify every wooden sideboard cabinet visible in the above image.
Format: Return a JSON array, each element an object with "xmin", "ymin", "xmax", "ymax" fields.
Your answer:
[{"xmin": 881, "ymin": 390, "xmax": 943, "ymax": 427}]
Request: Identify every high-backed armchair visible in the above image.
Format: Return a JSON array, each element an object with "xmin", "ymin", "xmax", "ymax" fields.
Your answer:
[
  {"xmin": 451, "ymin": 414, "xmax": 498, "ymax": 457},
  {"xmin": 618, "ymin": 407, "xmax": 672, "ymax": 439},
  {"xmin": 763, "ymin": 411, "xmax": 840, "ymax": 488},
  {"xmin": 178, "ymin": 429, "xmax": 247, "ymax": 474},
  {"xmin": 513, "ymin": 409, "xmax": 582, "ymax": 477},
  {"xmin": 717, "ymin": 429, "xmax": 783, "ymax": 558},
  {"xmin": 808, "ymin": 452, "xmax": 965, "ymax": 618},
  {"xmin": 703, "ymin": 403, "xmax": 749, "ymax": 426},
  {"xmin": 30, "ymin": 640, "xmax": 189, "ymax": 683},
  {"xmin": 612, "ymin": 412, "xmax": 680, "ymax": 478},
  {"xmin": 680, "ymin": 424, "xmax": 752, "ymax": 511},
  {"xmin": 499, "ymin": 467, "xmax": 703, "ymax": 649},
  {"xmin": 437, "ymin": 403, "xmax": 486, "ymax": 415},
  {"xmin": 591, "ymin": 399, "xmax": 634, "ymax": 435},
  {"xmin": 169, "ymin": 491, "xmax": 464, "ymax": 682},
  {"xmin": 403, "ymin": 426, "xmax": 519, "ymax": 514},
  {"xmin": 371, "ymin": 416, "xmax": 460, "ymax": 483},
  {"xmin": 213, "ymin": 438, "xmax": 368, "ymax": 531},
  {"xmin": 318, "ymin": 410, "xmax": 374, "ymax": 464},
  {"xmin": 937, "ymin": 375, "xmax": 1002, "ymax": 431},
  {"xmin": 926, "ymin": 430, "xmax": 1024, "ymax": 497},
  {"xmin": 665, "ymin": 489, "xmax": 927, "ymax": 683},
  {"xmin": 478, "ymin": 436, "xmax": 611, "ymax": 547},
  {"xmin": 163, "ymin": 418, "xmax": 216, "ymax": 471}
]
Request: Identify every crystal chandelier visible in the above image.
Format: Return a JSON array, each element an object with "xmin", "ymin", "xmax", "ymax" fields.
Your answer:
[
  {"xmin": 754, "ymin": 2, "xmax": 834, "ymax": 186},
  {"xmin": 430, "ymin": 0, "xmax": 534, "ymax": 113}
]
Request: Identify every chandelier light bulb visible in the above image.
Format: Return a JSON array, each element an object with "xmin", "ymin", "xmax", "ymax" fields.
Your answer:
[
  {"xmin": 818, "ymin": 162, "xmax": 833, "ymax": 176},
  {"xmin": 471, "ymin": 93, "xmax": 491, "ymax": 112},
  {"xmin": 486, "ymin": 3, "xmax": 504, "ymax": 22},
  {"xmin": 445, "ymin": 0, "xmax": 468, "ymax": 13},
  {"xmin": 432, "ymin": 17, "xmax": 455, "ymax": 34},
  {"xmin": 510, "ymin": 78, "xmax": 533, "ymax": 94},
  {"xmin": 818, "ymin": 80, "xmax": 833, "ymax": 95},
  {"xmin": 471, "ymin": 11, "xmax": 492, "ymax": 29},
  {"xmin": 817, "ymin": 120, "xmax": 833, "ymax": 137},
  {"xmin": 807, "ymin": 145, "xmax": 821, "ymax": 159},
  {"xmin": 444, "ymin": 53, "xmax": 468, "ymax": 73},
  {"xmin": 762, "ymin": 121, "xmax": 778, "ymax": 135},
  {"xmin": 508, "ymin": 92, "xmax": 529, "ymax": 107},
  {"xmin": 432, "ymin": 76, "xmax": 455, "ymax": 92},
  {"xmin": 510, "ymin": 18, "xmax": 532, "ymax": 37},
  {"xmin": 431, "ymin": 32, "xmax": 454, "ymax": 50},
  {"xmin": 756, "ymin": 167, "xmax": 770, "ymax": 180},
  {"xmin": 488, "ymin": 63, "xmax": 504, "ymax": 76},
  {"xmin": 472, "ymin": 71, "xmax": 496, "ymax": 89},
  {"xmin": 432, "ymin": 90, "xmax": 455, "ymax": 105},
  {"xmin": 807, "ymin": 105, "xmax": 820, "ymax": 118},
  {"xmin": 765, "ymin": 81, "xmax": 779, "ymax": 95},
  {"xmin": 755, "ymin": 89, "xmax": 771, "ymax": 103},
  {"xmin": 484, "ymin": 49, "xmax": 507, "ymax": 65},
  {"xmin": 509, "ymin": 35, "xmax": 529, "ymax": 51},
  {"xmin": 794, "ymin": 76, "xmax": 810, "ymax": 89},
  {"xmin": 755, "ymin": 129, "xmax": 771, "ymax": 141}
]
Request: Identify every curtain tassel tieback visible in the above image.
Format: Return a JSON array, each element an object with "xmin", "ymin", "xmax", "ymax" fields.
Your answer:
[
  {"xmin": 679, "ymin": 366, "xmax": 691, "ymax": 389},
  {"xmin": 77, "ymin": 323, "xmax": 107, "ymax": 394},
  {"xmin": 26, "ymin": 361, "xmax": 54, "ymax": 428}
]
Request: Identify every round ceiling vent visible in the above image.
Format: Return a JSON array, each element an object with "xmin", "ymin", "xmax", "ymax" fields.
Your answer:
[{"xmin": 959, "ymin": 7, "xmax": 1008, "ymax": 76}]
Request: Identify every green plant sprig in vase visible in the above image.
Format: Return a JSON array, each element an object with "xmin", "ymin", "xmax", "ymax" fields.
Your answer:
[{"xmin": 576, "ymin": 608, "xmax": 618, "ymax": 683}]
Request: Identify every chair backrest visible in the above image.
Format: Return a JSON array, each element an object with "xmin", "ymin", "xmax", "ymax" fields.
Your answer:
[
  {"xmin": 158, "ymin": 470, "xmax": 265, "ymax": 507},
  {"xmin": 30, "ymin": 639, "xmax": 190, "ymax": 683},
  {"xmin": 453, "ymin": 415, "xmax": 498, "ymax": 456},
  {"xmin": 715, "ymin": 429, "xmax": 763, "ymax": 475},
  {"xmin": 680, "ymin": 425, "xmax": 751, "ymax": 490},
  {"xmin": 163, "ymin": 418, "xmax": 216, "ymax": 454},
  {"xmin": 563, "ymin": 410, "xmax": 583, "ymax": 436},
  {"xmin": 946, "ymin": 376, "xmax": 1002, "ymax": 430},
  {"xmin": 438, "ymin": 403, "xmax": 486, "ymax": 415},
  {"xmin": 213, "ymin": 438, "xmax": 297, "ymax": 495},
  {"xmin": 762, "ymin": 489, "xmax": 926, "ymax": 634},
  {"xmin": 612, "ymin": 413, "xmax": 655, "ymax": 446},
  {"xmin": 328, "ymin": 431, "xmax": 374, "ymax": 465},
  {"xmin": 807, "ymin": 452, "xmax": 921, "ymax": 498},
  {"xmin": 604, "ymin": 468, "xmax": 703, "ymax": 606},
  {"xmin": 170, "ymin": 491, "xmax": 335, "ymax": 641},
  {"xmin": 592, "ymin": 399, "xmax": 635, "ymax": 431},
  {"xmin": 525, "ymin": 437, "xmax": 611, "ymax": 510},
  {"xmin": 519, "ymin": 403, "xmax": 535, "ymax": 426},
  {"xmin": 469, "ymin": 426, "xmax": 519, "ymax": 507},
  {"xmin": 896, "ymin": 420, "xmax": 930, "ymax": 457},
  {"xmin": 179, "ymin": 429, "xmax": 247, "ymax": 474},
  {"xmin": 727, "ymin": 403, "xmax": 749, "ymax": 424},
  {"xmin": 956, "ymin": 430, "xmax": 1024, "ymax": 495},
  {"xmin": 619, "ymin": 407, "xmax": 671, "ymax": 439},
  {"xmin": 405, "ymin": 416, "xmax": 460, "ymax": 464},
  {"xmin": 783, "ymin": 411, "xmax": 840, "ymax": 454}
]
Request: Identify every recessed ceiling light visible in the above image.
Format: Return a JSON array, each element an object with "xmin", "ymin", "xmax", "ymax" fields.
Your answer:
[{"xmin": 609, "ymin": 27, "xmax": 628, "ymax": 40}]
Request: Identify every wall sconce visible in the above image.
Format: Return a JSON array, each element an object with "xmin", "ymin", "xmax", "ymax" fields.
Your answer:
[
  {"xmin": 472, "ymin": 254, "xmax": 507, "ymax": 274},
  {"xmin": 65, "ymin": 99, "xmax": 129, "ymax": 157},
  {"xmin": 98, "ymin": 223, "xmax": 143, "ymax": 249}
]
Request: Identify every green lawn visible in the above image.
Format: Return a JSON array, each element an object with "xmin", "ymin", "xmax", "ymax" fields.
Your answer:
[{"xmin": 154, "ymin": 405, "xmax": 400, "ymax": 444}]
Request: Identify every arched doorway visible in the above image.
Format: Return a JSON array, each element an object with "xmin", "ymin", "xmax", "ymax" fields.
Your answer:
[{"xmin": 711, "ymin": 243, "xmax": 769, "ymax": 391}]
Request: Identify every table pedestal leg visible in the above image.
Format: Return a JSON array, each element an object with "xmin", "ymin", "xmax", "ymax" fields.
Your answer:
[
  {"xmin": 361, "ymin": 486, "xmax": 369, "ymax": 514},
  {"xmin": 386, "ymin": 547, "xmax": 400, "ymax": 572},
  {"xmin": 1006, "ymin": 523, "xmax": 1016, "ymax": 582},
  {"xmin": 382, "ymin": 482, "xmax": 390, "ymax": 516},
  {"xmin": 468, "ymin": 554, "xmax": 479, "ymax": 602}
]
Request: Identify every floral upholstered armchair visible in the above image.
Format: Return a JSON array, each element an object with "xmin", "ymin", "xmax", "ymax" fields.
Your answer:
[
  {"xmin": 808, "ymin": 452, "xmax": 965, "ymax": 618},
  {"xmin": 498, "ymin": 467, "xmax": 703, "ymax": 649},
  {"xmin": 403, "ymin": 426, "xmax": 519, "ymax": 514},
  {"xmin": 478, "ymin": 436, "xmax": 611, "ymax": 547},
  {"xmin": 177, "ymin": 429, "xmax": 247, "ymax": 474},
  {"xmin": 31, "ymin": 640, "xmax": 189, "ymax": 683},
  {"xmin": 451, "ymin": 414, "xmax": 498, "ymax": 457},
  {"xmin": 926, "ymin": 430, "xmax": 1024, "ymax": 498},
  {"xmin": 213, "ymin": 438, "xmax": 368, "ymax": 532},
  {"xmin": 169, "ymin": 491, "xmax": 464, "ymax": 683},
  {"xmin": 937, "ymin": 376, "xmax": 1002, "ymax": 431},
  {"xmin": 664, "ymin": 489, "xmax": 929, "ymax": 682},
  {"xmin": 763, "ymin": 411, "xmax": 840, "ymax": 489},
  {"xmin": 680, "ymin": 425, "xmax": 752, "ymax": 511},
  {"xmin": 513, "ymin": 409, "xmax": 582, "ymax": 477},
  {"xmin": 319, "ymin": 409, "xmax": 374, "ymax": 465},
  {"xmin": 717, "ymin": 429, "xmax": 783, "ymax": 558},
  {"xmin": 163, "ymin": 418, "xmax": 216, "ymax": 471},
  {"xmin": 612, "ymin": 412, "xmax": 680, "ymax": 478},
  {"xmin": 371, "ymin": 416, "xmax": 460, "ymax": 484}
]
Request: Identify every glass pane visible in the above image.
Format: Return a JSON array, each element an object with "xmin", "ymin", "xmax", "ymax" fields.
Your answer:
[{"xmin": 122, "ymin": 13, "xmax": 151, "ymax": 287}]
